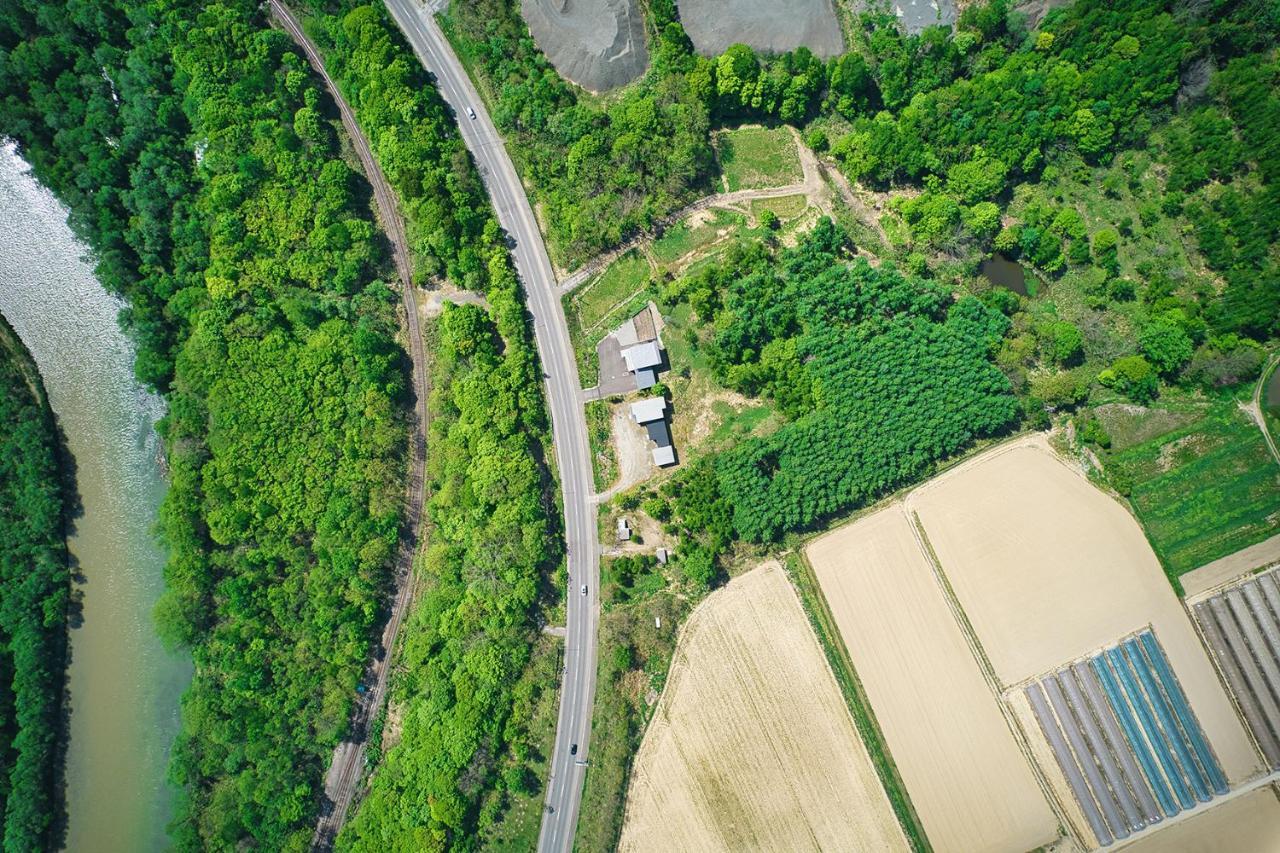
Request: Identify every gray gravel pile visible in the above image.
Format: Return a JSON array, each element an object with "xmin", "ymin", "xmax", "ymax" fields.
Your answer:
[
  {"xmin": 676, "ymin": 0, "xmax": 844, "ymax": 58},
  {"xmin": 891, "ymin": 0, "xmax": 956, "ymax": 34},
  {"xmin": 521, "ymin": 0, "xmax": 649, "ymax": 92}
]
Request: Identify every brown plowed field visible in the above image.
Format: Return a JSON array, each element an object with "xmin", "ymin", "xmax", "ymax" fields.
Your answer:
[
  {"xmin": 807, "ymin": 506, "xmax": 1058, "ymax": 853},
  {"xmin": 907, "ymin": 435, "xmax": 1260, "ymax": 785},
  {"xmin": 619, "ymin": 562, "xmax": 908, "ymax": 852}
]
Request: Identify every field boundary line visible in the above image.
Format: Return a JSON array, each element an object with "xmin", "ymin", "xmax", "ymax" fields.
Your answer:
[
  {"xmin": 784, "ymin": 552, "xmax": 931, "ymax": 853},
  {"xmin": 904, "ymin": 507, "xmax": 1084, "ymax": 851}
]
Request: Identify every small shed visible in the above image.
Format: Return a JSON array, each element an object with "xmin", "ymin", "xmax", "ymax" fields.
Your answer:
[{"xmin": 616, "ymin": 516, "xmax": 632, "ymax": 541}]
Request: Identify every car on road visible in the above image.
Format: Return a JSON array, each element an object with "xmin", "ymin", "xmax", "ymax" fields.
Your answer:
[
  {"xmin": 466, "ymin": 106, "xmax": 477, "ymax": 120},
  {"xmin": 570, "ymin": 743, "xmax": 578, "ymax": 755},
  {"xmin": 580, "ymin": 584, "xmax": 588, "ymax": 596}
]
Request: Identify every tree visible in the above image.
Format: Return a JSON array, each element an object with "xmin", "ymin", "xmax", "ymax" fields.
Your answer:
[
  {"xmin": 1099, "ymin": 355, "xmax": 1158, "ymax": 403},
  {"xmin": 1139, "ymin": 317, "xmax": 1193, "ymax": 376},
  {"xmin": 1046, "ymin": 321, "xmax": 1084, "ymax": 366},
  {"xmin": 826, "ymin": 53, "xmax": 876, "ymax": 119},
  {"xmin": 946, "ymin": 153, "xmax": 1008, "ymax": 204}
]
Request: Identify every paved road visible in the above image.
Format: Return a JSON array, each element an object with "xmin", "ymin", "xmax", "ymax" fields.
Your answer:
[
  {"xmin": 266, "ymin": 3, "xmax": 428, "ymax": 849},
  {"xmin": 381, "ymin": 2, "xmax": 600, "ymax": 851}
]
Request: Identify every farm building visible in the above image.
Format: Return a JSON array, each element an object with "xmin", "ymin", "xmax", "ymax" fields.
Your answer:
[
  {"xmin": 630, "ymin": 396, "xmax": 676, "ymax": 467},
  {"xmin": 621, "ymin": 340, "xmax": 663, "ymax": 389}
]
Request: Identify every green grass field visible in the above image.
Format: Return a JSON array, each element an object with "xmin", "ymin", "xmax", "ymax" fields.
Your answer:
[
  {"xmin": 716, "ymin": 126, "xmax": 802, "ymax": 192},
  {"xmin": 750, "ymin": 193, "xmax": 808, "ymax": 221},
  {"xmin": 652, "ymin": 209, "xmax": 747, "ymax": 265},
  {"xmin": 585, "ymin": 399, "xmax": 618, "ymax": 492},
  {"xmin": 1100, "ymin": 395, "xmax": 1280, "ymax": 583},
  {"xmin": 572, "ymin": 250, "xmax": 652, "ymax": 333},
  {"xmin": 576, "ymin": 560, "xmax": 692, "ymax": 853}
]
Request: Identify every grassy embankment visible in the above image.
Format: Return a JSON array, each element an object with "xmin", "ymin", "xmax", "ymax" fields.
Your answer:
[
  {"xmin": 584, "ymin": 399, "xmax": 619, "ymax": 493},
  {"xmin": 574, "ymin": 552, "xmax": 700, "ymax": 853}
]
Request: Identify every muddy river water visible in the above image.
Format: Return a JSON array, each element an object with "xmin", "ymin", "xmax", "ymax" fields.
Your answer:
[{"xmin": 0, "ymin": 143, "xmax": 188, "ymax": 851}]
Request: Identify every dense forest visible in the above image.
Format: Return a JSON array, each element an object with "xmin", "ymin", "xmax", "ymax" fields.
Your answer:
[
  {"xmin": 2, "ymin": 0, "xmax": 560, "ymax": 846},
  {"xmin": 443, "ymin": 0, "xmax": 716, "ymax": 266},
  {"xmin": 302, "ymin": 1, "xmax": 495, "ymax": 289},
  {"xmin": 0, "ymin": 318, "xmax": 69, "ymax": 851},
  {"xmin": 341, "ymin": 299, "xmax": 557, "ymax": 850},
  {"xmin": 650, "ymin": 221, "xmax": 1016, "ymax": 563},
  {"xmin": 279, "ymin": 3, "xmax": 563, "ymax": 845},
  {"xmin": 447, "ymin": 0, "xmax": 1277, "ymax": 327},
  {"xmin": 0, "ymin": 0, "xmax": 409, "ymax": 847}
]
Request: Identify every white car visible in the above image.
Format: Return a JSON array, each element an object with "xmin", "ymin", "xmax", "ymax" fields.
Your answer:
[
  {"xmin": 580, "ymin": 584, "xmax": 588, "ymax": 596},
  {"xmin": 466, "ymin": 106, "xmax": 477, "ymax": 120}
]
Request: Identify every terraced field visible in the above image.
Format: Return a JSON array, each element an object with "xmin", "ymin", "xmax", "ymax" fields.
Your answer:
[{"xmin": 1099, "ymin": 397, "xmax": 1280, "ymax": 582}]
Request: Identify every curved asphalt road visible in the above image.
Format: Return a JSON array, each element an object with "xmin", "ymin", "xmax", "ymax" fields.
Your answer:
[{"xmin": 381, "ymin": 2, "xmax": 600, "ymax": 851}]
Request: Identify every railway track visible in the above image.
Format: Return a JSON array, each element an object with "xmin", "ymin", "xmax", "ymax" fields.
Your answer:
[{"xmin": 265, "ymin": 2, "xmax": 428, "ymax": 848}]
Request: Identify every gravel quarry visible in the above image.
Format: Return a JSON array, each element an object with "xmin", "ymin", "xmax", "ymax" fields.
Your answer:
[
  {"xmin": 521, "ymin": 0, "xmax": 648, "ymax": 92},
  {"xmin": 676, "ymin": 0, "xmax": 844, "ymax": 58}
]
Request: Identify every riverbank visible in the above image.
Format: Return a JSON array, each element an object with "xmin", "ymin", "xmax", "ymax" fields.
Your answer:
[
  {"xmin": 0, "ymin": 143, "xmax": 189, "ymax": 852},
  {"xmin": 0, "ymin": 313, "xmax": 70, "ymax": 850}
]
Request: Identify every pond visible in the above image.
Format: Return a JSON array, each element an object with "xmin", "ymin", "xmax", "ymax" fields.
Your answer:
[
  {"xmin": 981, "ymin": 254, "xmax": 1029, "ymax": 296},
  {"xmin": 0, "ymin": 142, "xmax": 188, "ymax": 852}
]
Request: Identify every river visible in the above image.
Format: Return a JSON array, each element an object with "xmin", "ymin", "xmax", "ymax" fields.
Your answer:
[{"xmin": 0, "ymin": 142, "xmax": 188, "ymax": 851}]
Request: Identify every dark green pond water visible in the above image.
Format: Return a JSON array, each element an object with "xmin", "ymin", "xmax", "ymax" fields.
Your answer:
[
  {"xmin": 1266, "ymin": 363, "xmax": 1280, "ymax": 413},
  {"xmin": 981, "ymin": 254, "xmax": 1028, "ymax": 296}
]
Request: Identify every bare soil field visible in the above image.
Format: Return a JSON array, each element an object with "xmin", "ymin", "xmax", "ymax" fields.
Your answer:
[
  {"xmin": 1182, "ymin": 532, "xmax": 1280, "ymax": 600},
  {"xmin": 807, "ymin": 506, "xmax": 1058, "ymax": 853},
  {"xmin": 619, "ymin": 562, "xmax": 908, "ymax": 853},
  {"xmin": 677, "ymin": 0, "xmax": 844, "ymax": 58},
  {"xmin": 521, "ymin": 0, "xmax": 647, "ymax": 92},
  {"xmin": 1117, "ymin": 786, "xmax": 1280, "ymax": 852},
  {"xmin": 906, "ymin": 435, "xmax": 1261, "ymax": 785}
]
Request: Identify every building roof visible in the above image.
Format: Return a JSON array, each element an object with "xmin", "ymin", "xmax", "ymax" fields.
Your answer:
[
  {"xmin": 621, "ymin": 340, "xmax": 662, "ymax": 372},
  {"xmin": 653, "ymin": 445, "xmax": 676, "ymax": 466},
  {"xmin": 635, "ymin": 367, "xmax": 657, "ymax": 390},
  {"xmin": 630, "ymin": 396, "xmax": 667, "ymax": 424},
  {"xmin": 644, "ymin": 419, "xmax": 671, "ymax": 447}
]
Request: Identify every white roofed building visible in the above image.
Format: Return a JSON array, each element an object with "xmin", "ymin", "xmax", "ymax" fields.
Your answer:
[
  {"xmin": 630, "ymin": 396, "xmax": 676, "ymax": 467},
  {"xmin": 621, "ymin": 340, "xmax": 663, "ymax": 389}
]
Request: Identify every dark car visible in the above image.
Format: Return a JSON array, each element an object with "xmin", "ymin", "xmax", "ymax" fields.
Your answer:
[{"xmin": 570, "ymin": 743, "xmax": 578, "ymax": 755}]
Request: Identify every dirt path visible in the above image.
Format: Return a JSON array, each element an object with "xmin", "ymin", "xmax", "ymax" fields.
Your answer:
[
  {"xmin": 1244, "ymin": 352, "xmax": 1280, "ymax": 468},
  {"xmin": 819, "ymin": 156, "xmax": 891, "ymax": 246},
  {"xmin": 266, "ymin": 4, "xmax": 428, "ymax": 850},
  {"xmin": 559, "ymin": 128, "xmax": 824, "ymax": 294}
]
